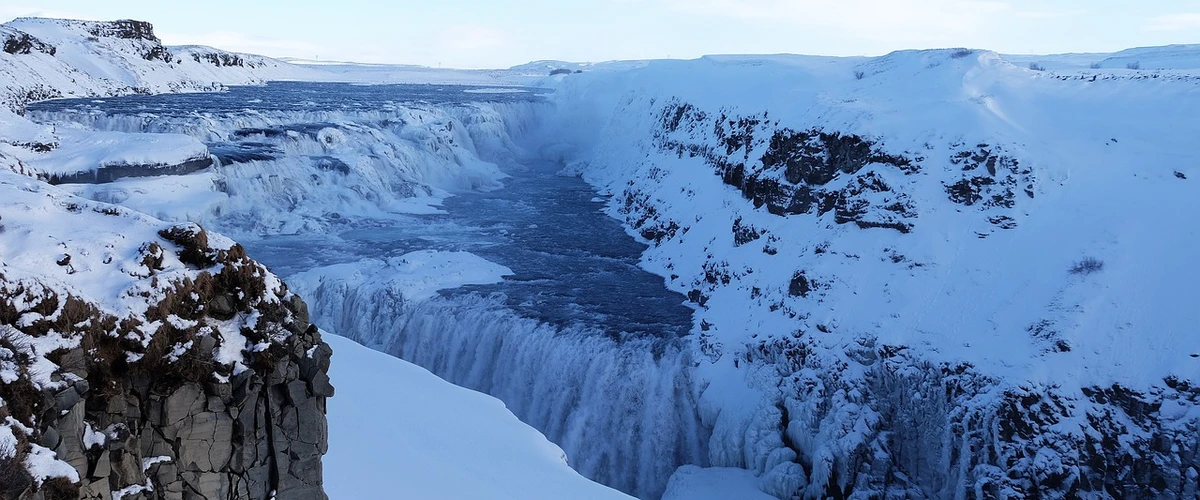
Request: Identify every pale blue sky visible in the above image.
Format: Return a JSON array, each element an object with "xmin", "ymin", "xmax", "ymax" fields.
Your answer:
[{"xmin": 4, "ymin": 1, "xmax": 1199, "ymax": 68}]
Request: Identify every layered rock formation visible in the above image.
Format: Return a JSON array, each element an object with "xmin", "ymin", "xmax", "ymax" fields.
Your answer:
[{"xmin": 0, "ymin": 175, "xmax": 332, "ymax": 500}]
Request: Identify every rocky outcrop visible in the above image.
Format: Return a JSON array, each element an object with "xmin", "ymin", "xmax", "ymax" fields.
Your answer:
[
  {"xmin": 190, "ymin": 52, "xmax": 246, "ymax": 69},
  {"xmin": 1, "ymin": 17, "xmax": 309, "ymax": 113},
  {"xmin": 42, "ymin": 156, "xmax": 215, "ymax": 185},
  {"xmin": 85, "ymin": 21, "xmax": 159, "ymax": 43},
  {"xmin": 0, "ymin": 212, "xmax": 332, "ymax": 500},
  {"xmin": 655, "ymin": 100, "xmax": 921, "ymax": 233},
  {"xmin": 2, "ymin": 30, "xmax": 55, "ymax": 56},
  {"xmin": 6, "ymin": 324, "xmax": 332, "ymax": 500}
]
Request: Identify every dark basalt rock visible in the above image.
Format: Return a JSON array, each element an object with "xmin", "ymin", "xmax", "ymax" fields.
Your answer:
[
  {"xmin": 87, "ymin": 20, "xmax": 160, "ymax": 42},
  {"xmin": 944, "ymin": 144, "xmax": 1033, "ymax": 209},
  {"xmin": 788, "ymin": 272, "xmax": 810, "ymax": 297},
  {"xmin": 80, "ymin": 20, "xmax": 172, "ymax": 62},
  {"xmin": 654, "ymin": 100, "xmax": 920, "ymax": 233},
  {"xmin": 2, "ymin": 30, "xmax": 56, "ymax": 56},
  {"xmin": 43, "ymin": 156, "xmax": 213, "ymax": 185},
  {"xmin": 10, "ymin": 141, "xmax": 57, "ymax": 153},
  {"xmin": 192, "ymin": 51, "xmax": 247, "ymax": 68},
  {"xmin": 732, "ymin": 217, "xmax": 762, "ymax": 246},
  {"xmin": 140, "ymin": 44, "xmax": 171, "ymax": 63},
  {"xmin": 310, "ymin": 156, "xmax": 350, "ymax": 175},
  {"xmin": 0, "ymin": 224, "xmax": 332, "ymax": 500}
]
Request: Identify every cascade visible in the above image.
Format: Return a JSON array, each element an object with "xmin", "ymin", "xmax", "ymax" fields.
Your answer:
[{"xmin": 28, "ymin": 85, "xmax": 712, "ymax": 499}]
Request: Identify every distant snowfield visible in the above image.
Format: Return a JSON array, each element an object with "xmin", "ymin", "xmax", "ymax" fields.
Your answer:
[
  {"xmin": 284, "ymin": 60, "xmax": 551, "ymax": 86},
  {"xmin": 323, "ymin": 334, "xmax": 631, "ymax": 500}
]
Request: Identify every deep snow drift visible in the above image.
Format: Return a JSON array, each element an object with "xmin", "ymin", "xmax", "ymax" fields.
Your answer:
[{"xmin": 324, "ymin": 333, "xmax": 629, "ymax": 499}]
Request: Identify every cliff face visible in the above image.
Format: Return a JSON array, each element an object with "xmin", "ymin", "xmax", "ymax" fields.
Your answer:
[
  {"xmin": 549, "ymin": 51, "xmax": 1200, "ymax": 498},
  {"xmin": 0, "ymin": 172, "xmax": 332, "ymax": 500}
]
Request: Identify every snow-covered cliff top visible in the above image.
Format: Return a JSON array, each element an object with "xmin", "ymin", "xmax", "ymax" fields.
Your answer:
[
  {"xmin": 0, "ymin": 17, "xmax": 319, "ymax": 111},
  {"xmin": 550, "ymin": 46, "xmax": 1200, "ymax": 391}
]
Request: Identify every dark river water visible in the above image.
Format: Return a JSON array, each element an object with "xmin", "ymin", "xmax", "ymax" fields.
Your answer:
[{"xmin": 28, "ymin": 82, "xmax": 704, "ymax": 498}]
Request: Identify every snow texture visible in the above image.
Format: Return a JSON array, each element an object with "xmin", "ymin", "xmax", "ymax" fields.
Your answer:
[
  {"xmin": 5, "ymin": 14, "xmax": 1200, "ymax": 499},
  {"xmin": 290, "ymin": 251, "xmax": 512, "ymax": 303},
  {"xmin": 323, "ymin": 333, "xmax": 630, "ymax": 499},
  {"xmin": 540, "ymin": 48, "xmax": 1200, "ymax": 498}
]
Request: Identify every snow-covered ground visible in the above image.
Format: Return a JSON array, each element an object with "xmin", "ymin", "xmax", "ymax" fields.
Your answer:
[
  {"xmin": 292, "ymin": 251, "xmax": 513, "ymax": 303},
  {"xmin": 552, "ymin": 48, "xmax": 1200, "ymax": 391},
  {"xmin": 24, "ymin": 128, "xmax": 207, "ymax": 178},
  {"xmin": 5, "ymin": 14, "xmax": 1200, "ymax": 499},
  {"xmin": 324, "ymin": 333, "xmax": 630, "ymax": 500},
  {"xmin": 0, "ymin": 17, "xmax": 319, "ymax": 111}
]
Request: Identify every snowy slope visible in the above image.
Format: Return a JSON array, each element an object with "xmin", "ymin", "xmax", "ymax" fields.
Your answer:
[
  {"xmin": 0, "ymin": 17, "xmax": 318, "ymax": 111},
  {"xmin": 540, "ymin": 49, "xmax": 1200, "ymax": 498},
  {"xmin": 0, "ymin": 18, "xmax": 327, "ymax": 182},
  {"xmin": 324, "ymin": 334, "xmax": 630, "ymax": 500}
]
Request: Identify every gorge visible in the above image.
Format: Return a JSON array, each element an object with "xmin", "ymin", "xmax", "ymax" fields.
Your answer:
[{"xmin": 2, "ymin": 17, "xmax": 1199, "ymax": 500}]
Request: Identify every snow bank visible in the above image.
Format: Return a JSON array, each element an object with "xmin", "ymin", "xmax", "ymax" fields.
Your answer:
[
  {"xmin": 24, "ymin": 128, "xmax": 209, "ymax": 178},
  {"xmin": 291, "ymin": 250, "xmax": 512, "ymax": 303},
  {"xmin": 662, "ymin": 466, "xmax": 777, "ymax": 500},
  {"xmin": 324, "ymin": 333, "xmax": 631, "ymax": 500}
]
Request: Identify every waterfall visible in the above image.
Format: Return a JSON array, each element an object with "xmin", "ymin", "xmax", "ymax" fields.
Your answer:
[
  {"xmin": 28, "ymin": 91, "xmax": 714, "ymax": 498},
  {"xmin": 297, "ymin": 279, "xmax": 709, "ymax": 499}
]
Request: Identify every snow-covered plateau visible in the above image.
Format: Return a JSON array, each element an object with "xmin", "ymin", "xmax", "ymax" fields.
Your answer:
[{"xmin": 2, "ymin": 15, "xmax": 1199, "ymax": 500}]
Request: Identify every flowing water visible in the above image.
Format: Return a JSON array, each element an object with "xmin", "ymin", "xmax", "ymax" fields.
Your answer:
[{"xmin": 29, "ymin": 84, "xmax": 708, "ymax": 498}]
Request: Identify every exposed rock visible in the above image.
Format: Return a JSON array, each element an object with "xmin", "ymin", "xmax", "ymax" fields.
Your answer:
[
  {"xmin": 42, "ymin": 156, "xmax": 213, "ymax": 185},
  {"xmin": 86, "ymin": 20, "xmax": 159, "ymax": 42},
  {"xmin": 2, "ymin": 30, "xmax": 55, "ymax": 56},
  {"xmin": 654, "ymin": 100, "xmax": 920, "ymax": 232},
  {"xmin": 731, "ymin": 217, "xmax": 762, "ymax": 246},
  {"xmin": 943, "ymin": 144, "xmax": 1033, "ymax": 208},
  {"xmin": 787, "ymin": 272, "xmax": 809, "ymax": 297},
  {"xmin": 0, "ymin": 222, "xmax": 332, "ymax": 500},
  {"xmin": 191, "ymin": 52, "xmax": 246, "ymax": 68}
]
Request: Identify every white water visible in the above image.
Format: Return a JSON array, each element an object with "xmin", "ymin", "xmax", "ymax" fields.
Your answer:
[
  {"xmin": 302, "ymin": 288, "xmax": 707, "ymax": 497},
  {"xmin": 29, "ymin": 84, "xmax": 712, "ymax": 499}
]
